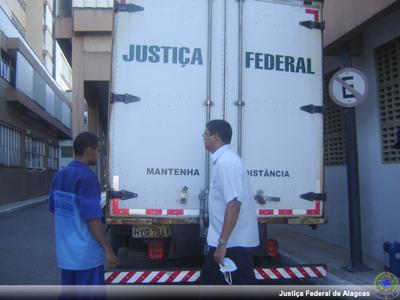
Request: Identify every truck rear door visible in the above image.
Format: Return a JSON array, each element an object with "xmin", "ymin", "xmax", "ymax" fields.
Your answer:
[
  {"xmin": 109, "ymin": 0, "xmax": 209, "ymax": 219},
  {"xmin": 225, "ymin": 0, "xmax": 324, "ymax": 220}
]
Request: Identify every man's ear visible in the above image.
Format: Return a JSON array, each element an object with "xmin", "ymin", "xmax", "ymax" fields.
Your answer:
[
  {"xmin": 83, "ymin": 147, "xmax": 91, "ymax": 157},
  {"xmin": 214, "ymin": 133, "xmax": 222, "ymax": 143}
]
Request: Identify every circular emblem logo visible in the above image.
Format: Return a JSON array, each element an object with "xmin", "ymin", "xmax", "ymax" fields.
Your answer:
[{"xmin": 375, "ymin": 272, "xmax": 399, "ymax": 299}]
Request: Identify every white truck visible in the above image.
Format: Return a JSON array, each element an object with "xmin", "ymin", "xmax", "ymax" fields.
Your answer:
[{"xmin": 105, "ymin": 0, "xmax": 326, "ymax": 284}]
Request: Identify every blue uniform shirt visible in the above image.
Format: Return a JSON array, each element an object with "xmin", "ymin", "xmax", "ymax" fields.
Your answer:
[{"xmin": 49, "ymin": 160, "xmax": 104, "ymax": 270}]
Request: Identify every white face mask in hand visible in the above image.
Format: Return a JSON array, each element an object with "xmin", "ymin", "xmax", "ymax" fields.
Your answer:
[{"xmin": 219, "ymin": 257, "xmax": 237, "ymax": 285}]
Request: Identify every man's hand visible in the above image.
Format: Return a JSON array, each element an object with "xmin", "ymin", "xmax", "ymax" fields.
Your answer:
[
  {"xmin": 214, "ymin": 244, "xmax": 227, "ymax": 264},
  {"xmin": 105, "ymin": 246, "xmax": 118, "ymax": 269},
  {"xmin": 87, "ymin": 219, "xmax": 118, "ymax": 268}
]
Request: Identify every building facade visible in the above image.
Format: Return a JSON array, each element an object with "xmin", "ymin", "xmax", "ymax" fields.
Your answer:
[
  {"xmin": 55, "ymin": 0, "xmax": 113, "ymax": 185},
  {"xmin": 0, "ymin": 1, "xmax": 72, "ymax": 205}
]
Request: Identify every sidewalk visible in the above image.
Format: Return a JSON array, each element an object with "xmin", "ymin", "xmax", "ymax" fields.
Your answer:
[
  {"xmin": 0, "ymin": 196, "xmax": 48, "ymax": 216},
  {"xmin": 268, "ymin": 226, "xmax": 385, "ymax": 285}
]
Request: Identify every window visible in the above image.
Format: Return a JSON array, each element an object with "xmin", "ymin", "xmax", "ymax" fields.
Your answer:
[
  {"xmin": 323, "ymin": 70, "xmax": 346, "ymax": 166},
  {"xmin": 58, "ymin": 0, "xmax": 72, "ymax": 17},
  {"xmin": 1, "ymin": 126, "xmax": 60, "ymax": 170},
  {"xmin": 83, "ymin": 111, "xmax": 88, "ymax": 126},
  {"xmin": 25, "ymin": 136, "xmax": 46, "ymax": 168},
  {"xmin": 0, "ymin": 50, "xmax": 14, "ymax": 84},
  {"xmin": 375, "ymin": 37, "xmax": 400, "ymax": 163},
  {"xmin": 0, "ymin": 124, "xmax": 21, "ymax": 167},
  {"xmin": 61, "ymin": 146, "xmax": 73, "ymax": 158},
  {"xmin": 48, "ymin": 144, "xmax": 59, "ymax": 170}
]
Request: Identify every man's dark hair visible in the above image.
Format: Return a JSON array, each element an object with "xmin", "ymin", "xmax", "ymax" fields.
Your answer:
[
  {"xmin": 206, "ymin": 119, "xmax": 232, "ymax": 144},
  {"xmin": 73, "ymin": 132, "xmax": 99, "ymax": 156}
]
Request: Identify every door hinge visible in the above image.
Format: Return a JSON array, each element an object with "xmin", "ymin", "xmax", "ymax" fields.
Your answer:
[
  {"xmin": 255, "ymin": 190, "xmax": 280, "ymax": 205},
  {"xmin": 300, "ymin": 20, "xmax": 325, "ymax": 30},
  {"xmin": 115, "ymin": 2, "xmax": 144, "ymax": 13},
  {"xmin": 300, "ymin": 104, "xmax": 324, "ymax": 114},
  {"xmin": 107, "ymin": 190, "xmax": 138, "ymax": 200},
  {"xmin": 300, "ymin": 192, "xmax": 327, "ymax": 201},
  {"xmin": 111, "ymin": 93, "xmax": 141, "ymax": 104}
]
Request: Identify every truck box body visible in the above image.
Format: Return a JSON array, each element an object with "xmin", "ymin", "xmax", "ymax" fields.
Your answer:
[
  {"xmin": 106, "ymin": 0, "xmax": 325, "ymax": 278},
  {"xmin": 108, "ymin": 0, "xmax": 323, "ymax": 223}
]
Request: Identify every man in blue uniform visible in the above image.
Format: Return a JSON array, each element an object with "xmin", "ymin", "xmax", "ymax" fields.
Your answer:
[{"xmin": 49, "ymin": 132, "xmax": 117, "ymax": 285}]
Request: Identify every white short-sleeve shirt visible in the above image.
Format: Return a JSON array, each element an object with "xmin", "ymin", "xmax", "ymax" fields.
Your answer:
[{"xmin": 207, "ymin": 145, "xmax": 259, "ymax": 248}]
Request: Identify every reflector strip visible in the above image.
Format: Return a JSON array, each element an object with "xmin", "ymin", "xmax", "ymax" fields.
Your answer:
[
  {"xmin": 270, "ymin": 268, "xmax": 284, "ymax": 279},
  {"xmin": 158, "ymin": 272, "xmax": 170, "ymax": 283},
  {"xmin": 264, "ymin": 268, "xmax": 278, "ymax": 279},
  {"xmin": 112, "ymin": 272, "xmax": 128, "ymax": 284},
  {"xmin": 105, "ymin": 266, "xmax": 326, "ymax": 284},
  {"xmin": 303, "ymin": 267, "xmax": 317, "ymax": 278},
  {"xmin": 254, "ymin": 268, "xmax": 270, "ymax": 280},
  {"xmin": 105, "ymin": 272, "xmax": 118, "ymax": 283},
  {"xmin": 112, "ymin": 201, "xmax": 321, "ymax": 217},
  {"xmin": 128, "ymin": 272, "xmax": 143, "ymax": 284},
  {"xmin": 182, "ymin": 271, "xmax": 197, "ymax": 283},
  {"xmin": 120, "ymin": 272, "xmax": 134, "ymax": 284},
  {"xmin": 136, "ymin": 272, "xmax": 151, "ymax": 284},
  {"xmin": 290, "ymin": 267, "xmax": 304, "ymax": 278},
  {"xmin": 142, "ymin": 272, "xmax": 158, "ymax": 283},
  {"xmin": 306, "ymin": 8, "xmax": 320, "ymax": 22},
  {"xmin": 151, "ymin": 271, "xmax": 166, "ymax": 284},
  {"xmin": 298, "ymin": 267, "xmax": 311, "ymax": 278},
  {"xmin": 293, "ymin": 209, "xmax": 307, "ymax": 215},
  {"xmin": 146, "ymin": 209, "xmax": 162, "ymax": 215},
  {"xmin": 258, "ymin": 209, "xmax": 273, "ymax": 215},
  {"xmin": 277, "ymin": 268, "xmax": 291, "ymax": 279},
  {"xmin": 278, "ymin": 209, "xmax": 293, "ymax": 215},
  {"xmin": 173, "ymin": 271, "xmax": 189, "ymax": 283},
  {"xmin": 189, "ymin": 271, "xmax": 201, "ymax": 282},
  {"xmin": 283, "ymin": 267, "xmax": 297, "ymax": 279},
  {"xmin": 317, "ymin": 266, "xmax": 327, "ymax": 277}
]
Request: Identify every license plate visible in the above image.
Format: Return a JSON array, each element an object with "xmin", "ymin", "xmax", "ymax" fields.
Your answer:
[{"xmin": 132, "ymin": 225, "xmax": 171, "ymax": 238}]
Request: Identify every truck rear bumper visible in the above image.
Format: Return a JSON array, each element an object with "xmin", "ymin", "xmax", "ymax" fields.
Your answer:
[{"xmin": 105, "ymin": 264, "xmax": 327, "ymax": 284}]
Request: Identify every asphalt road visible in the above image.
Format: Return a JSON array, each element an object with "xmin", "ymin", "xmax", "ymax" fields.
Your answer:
[{"xmin": 0, "ymin": 201, "xmax": 60, "ymax": 284}]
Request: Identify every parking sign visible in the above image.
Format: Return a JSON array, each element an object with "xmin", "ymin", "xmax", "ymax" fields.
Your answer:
[{"xmin": 329, "ymin": 68, "xmax": 368, "ymax": 108}]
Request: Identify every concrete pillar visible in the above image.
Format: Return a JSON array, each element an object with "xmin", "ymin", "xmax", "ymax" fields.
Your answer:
[{"xmin": 72, "ymin": 35, "xmax": 85, "ymax": 137}]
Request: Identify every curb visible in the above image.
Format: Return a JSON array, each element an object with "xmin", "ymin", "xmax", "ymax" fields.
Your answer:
[{"xmin": 0, "ymin": 196, "xmax": 48, "ymax": 216}]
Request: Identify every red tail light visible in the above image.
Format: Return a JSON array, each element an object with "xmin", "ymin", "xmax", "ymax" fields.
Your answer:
[
  {"xmin": 148, "ymin": 240, "xmax": 164, "ymax": 260},
  {"xmin": 266, "ymin": 239, "xmax": 279, "ymax": 258}
]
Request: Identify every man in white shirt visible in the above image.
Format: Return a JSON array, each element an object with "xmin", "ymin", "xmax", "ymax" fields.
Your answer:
[{"xmin": 200, "ymin": 119, "xmax": 259, "ymax": 285}]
